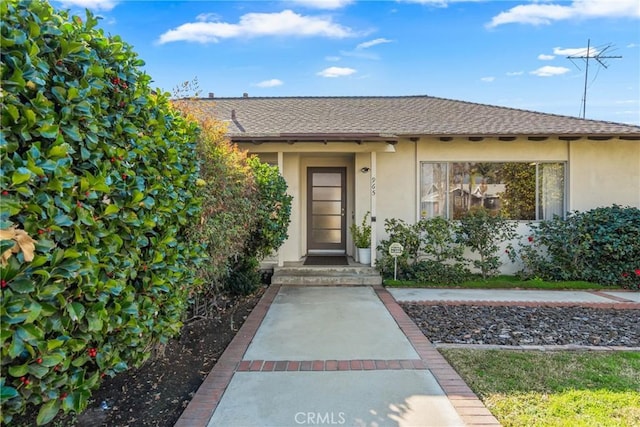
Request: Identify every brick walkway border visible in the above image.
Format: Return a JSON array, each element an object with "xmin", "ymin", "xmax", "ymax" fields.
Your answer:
[
  {"xmin": 175, "ymin": 284, "xmax": 281, "ymax": 427},
  {"xmin": 237, "ymin": 358, "xmax": 428, "ymax": 371},
  {"xmin": 176, "ymin": 284, "xmax": 501, "ymax": 426},
  {"xmin": 373, "ymin": 285, "xmax": 501, "ymax": 426}
]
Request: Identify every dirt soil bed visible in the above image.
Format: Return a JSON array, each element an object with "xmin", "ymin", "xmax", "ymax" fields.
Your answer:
[
  {"xmin": 85, "ymin": 287, "xmax": 264, "ymax": 427},
  {"xmin": 12, "ymin": 286, "xmax": 264, "ymax": 427}
]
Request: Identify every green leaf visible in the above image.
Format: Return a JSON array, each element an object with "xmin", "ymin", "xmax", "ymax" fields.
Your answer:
[
  {"xmin": 62, "ymin": 125, "xmax": 82, "ymax": 142},
  {"xmin": 86, "ymin": 312, "xmax": 103, "ymax": 332},
  {"xmin": 12, "ymin": 167, "xmax": 32, "ymax": 185},
  {"xmin": 46, "ymin": 338, "xmax": 68, "ymax": 351},
  {"xmin": 67, "ymin": 302, "xmax": 85, "ymax": 322},
  {"xmin": 9, "ymin": 277, "xmax": 35, "ymax": 294},
  {"xmin": 47, "ymin": 144, "xmax": 68, "ymax": 158},
  {"xmin": 67, "ymin": 339, "xmax": 86, "ymax": 352},
  {"xmin": 141, "ymin": 196, "xmax": 155, "ymax": 209},
  {"xmin": 103, "ymin": 204, "xmax": 119, "ymax": 215},
  {"xmin": 17, "ymin": 324, "xmax": 44, "ymax": 343},
  {"xmin": 0, "ymin": 240, "xmax": 15, "ymax": 255},
  {"xmin": 28, "ymin": 364, "xmax": 48, "ymax": 378},
  {"xmin": 24, "ymin": 108, "xmax": 36, "ymax": 126},
  {"xmin": 50, "ymin": 86, "xmax": 67, "ymax": 103},
  {"xmin": 54, "ymin": 214, "xmax": 73, "ymax": 227},
  {"xmin": 8, "ymin": 335, "xmax": 25, "ymax": 358},
  {"xmin": 8, "ymin": 364, "xmax": 29, "ymax": 378},
  {"xmin": 38, "ymin": 283, "xmax": 66, "ymax": 299},
  {"xmin": 40, "ymin": 353, "xmax": 64, "ymax": 367},
  {"xmin": 0, "ymin": 385, "xmax": 19, "ymax": 402},
  {"xmin": 8, "ymin": 68, "xmax": 26, "ymax": 89},
  {"xmin": 24, "ymin": 302, "xmax": 42, "ymax": 324},
  {"xmin": 14, "ymin": 186, "xmax": 33, "ymax": 197},
  {"xmin": 131, "ymin": 190, "xmax": 144, "ymax": 203},
  {"xmin": 37, "ymin": 123, "xmax": 59, "ymax": 139},
  {"xmin": 37, "ymin": 399, "xmax": 61, "ymax": 426},
  {"xmin": 63, "ymin": 248, "xmax": 83, "ymax": 259},
  {"xmin": 5, "ymin": 104, "xmax": 19, "ymax": 122}
]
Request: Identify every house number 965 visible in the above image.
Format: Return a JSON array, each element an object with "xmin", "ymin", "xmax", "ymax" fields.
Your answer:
[{"xmin": 371, "ymin": 177, "xmax": 376, "ymax": 196}]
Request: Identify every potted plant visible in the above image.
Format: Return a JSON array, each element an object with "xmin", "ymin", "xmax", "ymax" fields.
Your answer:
[{"xmin": 350, "ymin": 211, "xmax": 371, "ymax": 265}]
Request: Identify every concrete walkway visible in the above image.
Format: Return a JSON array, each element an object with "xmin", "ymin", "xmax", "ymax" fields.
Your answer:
[
  {"xmin": 175, "ymin": 285, "xmax": 639, "ymax": 427},
  {"xmin": 175, "ymin": 285, "xmax": 498, "ymax": 427}
]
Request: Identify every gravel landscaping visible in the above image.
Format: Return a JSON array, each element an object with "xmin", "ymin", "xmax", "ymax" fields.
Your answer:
[{"xmin": 402, "ymin": 304, "xmax": 640, "ymax": 347}]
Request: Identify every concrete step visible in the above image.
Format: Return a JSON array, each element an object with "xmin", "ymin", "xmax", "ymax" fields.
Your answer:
[{"xmin": 271, "ymin": 265, "xmax": 382, "ymax": 286}]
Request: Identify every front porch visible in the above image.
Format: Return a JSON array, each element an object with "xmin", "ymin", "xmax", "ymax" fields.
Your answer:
[{"xmin": 270, "ymin": 257, "xmax": 382, "ymax": 286}]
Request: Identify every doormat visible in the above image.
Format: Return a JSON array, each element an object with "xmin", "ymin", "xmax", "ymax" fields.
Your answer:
[{"xmin": 303, "ymin": 256, "xmax": 348, "ymax": 266}]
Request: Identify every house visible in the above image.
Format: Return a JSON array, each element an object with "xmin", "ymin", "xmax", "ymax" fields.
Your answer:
[{"xmin": 191, "ymin": 95, "xmax": 640, "ymax": 271}]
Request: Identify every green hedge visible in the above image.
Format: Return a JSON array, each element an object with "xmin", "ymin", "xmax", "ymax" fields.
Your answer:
[
  {"xmin": 1, "ymin": 1, "xmax": 204, "ymax": 423},
  {"xmin": 518, "ymin": 205, "xmax": 640, "ymax": 289}
]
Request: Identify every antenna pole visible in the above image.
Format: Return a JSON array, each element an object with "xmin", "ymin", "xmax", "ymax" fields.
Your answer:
[
  {"xmin": 581, "ymin": 39, "xmax": 590, "ymax": 119},
  {"xmin": 566, "ymin": 39, "xmax": 622, "ymax": 119}
]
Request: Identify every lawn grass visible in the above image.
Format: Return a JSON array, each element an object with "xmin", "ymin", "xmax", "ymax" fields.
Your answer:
[
  {"xmin": 440, "ymin": 349, "xmax": 640, "ymax": 427},
  {"xmin": 383, "ymin": 275, "xmax": 621, "ymax": 290}
]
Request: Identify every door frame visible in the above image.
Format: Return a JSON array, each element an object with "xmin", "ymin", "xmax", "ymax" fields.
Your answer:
[{"xmin": 306, "ymin": 167, "xmax": 347, "ymax": 255}]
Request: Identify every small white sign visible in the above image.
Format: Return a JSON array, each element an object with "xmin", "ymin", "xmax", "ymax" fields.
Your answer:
[{"xmin": 389, "ymin": 242, "xmax": 404, "ymax": 257}]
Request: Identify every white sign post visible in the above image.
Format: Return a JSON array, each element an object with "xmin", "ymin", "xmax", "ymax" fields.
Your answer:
[{"xmin": 388, "ymin": 242, "xmax": 404, "ymax": 281}]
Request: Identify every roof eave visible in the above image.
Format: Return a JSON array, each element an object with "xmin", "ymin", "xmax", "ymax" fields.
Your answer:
[{"xmin": 231, "ymin": 133, "xmax": 399, "ymax": 144}]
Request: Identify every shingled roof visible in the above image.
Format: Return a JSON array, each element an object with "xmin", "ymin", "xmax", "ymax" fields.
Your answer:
[{"xmin": 190, "ymin": 95, "xmax": 640, "ymax": 142}]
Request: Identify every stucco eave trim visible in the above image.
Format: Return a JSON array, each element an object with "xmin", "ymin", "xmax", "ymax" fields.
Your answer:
[{"xmin": 231, "ymin": 133, "xmax": 399, "ymax": 144}]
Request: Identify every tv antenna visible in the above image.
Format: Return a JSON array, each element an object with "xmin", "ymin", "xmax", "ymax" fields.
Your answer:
[{"xmin": 566, "ymin": 39, "xmax": 621, "ymax": 119}]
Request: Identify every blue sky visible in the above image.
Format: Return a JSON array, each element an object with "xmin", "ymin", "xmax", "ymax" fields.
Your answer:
[{"xmin": 53, "ymin": 0, "xmax": 640, "ymax": 125}]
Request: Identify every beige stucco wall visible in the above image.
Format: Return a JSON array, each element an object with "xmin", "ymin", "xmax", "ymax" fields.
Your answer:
[
  {"xmin": 417, "ymin": 138, "xmax": 569, "ymax": 162},
  {"xmin": 280, "ymin": 153, "xmax": 301, "ymax": 263},
  {"xmin": 569, "ymin": 140, "xmax": 640, "ymax": 210},
  {"xmin": 244, "ymin": 137, "xmax": 639, "ymax": 271},
  {"xmin": 376, "ymin": 141, "xmax": 417, "ymax": 225}
]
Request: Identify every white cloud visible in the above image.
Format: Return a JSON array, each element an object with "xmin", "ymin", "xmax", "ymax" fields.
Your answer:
[
  {"xmin": 254, "ymin": 79, "xmax": 284, "ymax": 88},
  {"xmin": 487, "ymin": 0, "xmax": 640, "ymax": 28},
  {"xmin": 57, "ymin": 0, "xmax": 118, "ymax": 11},
  {"xmin": 506, "ymin": 71, "xmax": 524, "ymax": 76},
  {"xmin": 325, "ymin": 56, "xmax": 341, "ymax": 61},
  {"xmin": 356, "ymin": 38, "xmax": 393, "ymax": 49},
  {"xmin": 538, "ymin": 54, "xmax": 555, "ymax": 60},
  {"xmin": 530, "ymin": 66, "xmax": 571, "ymax": 77},
  {"xmin": 339, "ymin": 49, "xmax": 379, "ymax": 60},
  {"xmin": 317, "ymin": 66, "xmax": 357, "ymax": 77},
  {"xmin": 399, "ymin": 0, "xmax": 482, "ymax": 6},
  {"xmin": 480, "ymin": 76, "xmax": 495, "ymax": 82},
  {"xmin": 158, "ymin": 9, "xmax": 356, "ymax": 44},
  {"xmin": 627, "ymin": 43, "xmax": 639, "ymax": 48},
  {"xmin": 288, "ymin": 0, "xmax": 354, "ymax": 9},
  {"xmin": 553, "ymin": 46, "xmax": 599, "ymax": 56},
  {"xmin": 196, "ymin": 13, "xmax": 221, "ymax": 22}
]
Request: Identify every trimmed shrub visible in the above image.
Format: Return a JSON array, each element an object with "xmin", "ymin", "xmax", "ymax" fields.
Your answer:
[
  {"xmin": 377, "ymin": 217, "xmax": 469, "ymax": 283},
  {"xmin": 226, "ymin": 157, "xmax": 292, "ymax": 296},
  {"xmin": 172, "ymin": 85, "xmax": 292, "ymax": 297},
  {"xmin": 456, "ymin": 207, "xmax": 517, "ymax": 279},
  {"xmin": 377, "ymin": 218, "xmax": 419, "ymax": 280},
  {"xmin": 1, "ymin": 1, "xmax": 204, "ymax": 423},
  {"xmin": 172, "ymin": 86, "xmax": 257, "ymax": 291},
  {"xmin": 244, "ymin": 156, "xmax": 292, "ymax": 260},
  {"xmin": 518, "ymin": 205, "xmax": 640, "ymax": 289}
]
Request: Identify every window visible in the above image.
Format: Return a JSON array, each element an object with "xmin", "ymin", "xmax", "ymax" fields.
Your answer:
[{"xmin": 420, "ymin": 162, "xmax": 565, "ymax": 220}]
